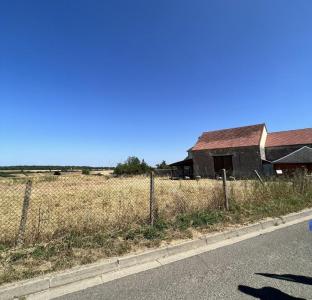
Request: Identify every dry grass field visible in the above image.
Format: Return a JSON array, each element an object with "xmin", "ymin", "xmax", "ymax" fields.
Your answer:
[
  {"xmin": 0, "ymin": 173, "xmax": 234, "ymax": 245},
  {"xmin": 1, "ymin": 171, "xmax": 309, "ymax": 246}
]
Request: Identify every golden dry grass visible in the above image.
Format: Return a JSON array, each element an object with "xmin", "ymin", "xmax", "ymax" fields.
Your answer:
[{"xmin": 0, "ymin": 174, "xmax": 232, "ymax": 244}]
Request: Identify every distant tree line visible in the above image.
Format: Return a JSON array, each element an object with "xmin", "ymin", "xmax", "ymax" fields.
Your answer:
[
  {"xmin": 0, "ymin": 166, "xmax": 114, "ymax": 171},
  {"xmin": 1, "ymin": 160, "xmax": 171, "ymax": 176}
]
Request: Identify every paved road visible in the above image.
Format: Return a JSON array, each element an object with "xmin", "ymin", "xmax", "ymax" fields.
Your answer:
[{"xmin": 57, "ymin": 222, "xmax": 312, "ymax": 299}]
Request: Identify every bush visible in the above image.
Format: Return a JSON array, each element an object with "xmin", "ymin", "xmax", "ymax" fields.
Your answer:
[
  {"xmin": 82, "ymin": 169, "xmax": 90, "ymax": 175},
  {"xmin": 114, "ymin": 156, "xmax": 151, "ymax": 175},
  {"xmin": 53, "ymin": 171, "xmax": 61, "ymax": 176}
]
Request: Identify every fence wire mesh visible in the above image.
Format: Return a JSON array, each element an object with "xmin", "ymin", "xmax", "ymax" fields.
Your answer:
[
  {"xmin": 1, "ymin": 171, "xmax": 311, "ymax": 246},
  {"xmin": 0, "ymin": 178, "xmax": 25, "ymax": 244},
  {"xmin": 0, "ymin": 175, "xmax": 151, "ymax": 245},
  {"xmin": 0, "ymin": 173, "xmax": 228, "ymax": 246}
]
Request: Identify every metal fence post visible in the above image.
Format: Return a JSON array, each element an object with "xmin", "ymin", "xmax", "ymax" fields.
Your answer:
[
  {"xmin": 16, "ymin": 180, "xmax": 32, "ymax": 246},
  {"xmin": 149, "ymin": 171, "xmax": 155, "ymax": 226},
  {"xmin": 254, "ymin": 170, "xmax": 264, "ymax": 186},
  {"xmin": 222, "ymin": 169, "xmax": 229, "ymax": 211}
]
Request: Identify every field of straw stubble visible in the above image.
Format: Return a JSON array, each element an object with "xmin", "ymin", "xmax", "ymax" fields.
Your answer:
[{"xmin": 1, "ymin": 174, "xmax": 246, "ymax": 245}]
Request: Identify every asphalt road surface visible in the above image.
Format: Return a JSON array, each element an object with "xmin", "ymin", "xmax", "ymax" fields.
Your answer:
[{"xmin": 57, "ymin": 221, "xmax": 312, "ymax": 300}]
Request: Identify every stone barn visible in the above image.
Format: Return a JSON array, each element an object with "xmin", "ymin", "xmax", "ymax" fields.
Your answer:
[{"xmin": 170, "ymin": 124, "xmax": 312, "ymax": 178}]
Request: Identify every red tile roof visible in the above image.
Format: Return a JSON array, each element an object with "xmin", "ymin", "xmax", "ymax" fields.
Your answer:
[
  {"xmin": 266, "ymin": 128, "xmax": 312, "ymax": 147},
  {"xmin": 192, "ymin": 124, "xmax": 265, "ymax": 151}
]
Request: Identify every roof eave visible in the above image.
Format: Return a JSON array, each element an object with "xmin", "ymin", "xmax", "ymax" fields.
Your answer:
[
  {"xmin": 191, "ymin": 144, "xmax": 260, "ymax": 151},
  {"xmin": 266, "ymin": 142, "xmax": 312, "ymax": 148}
]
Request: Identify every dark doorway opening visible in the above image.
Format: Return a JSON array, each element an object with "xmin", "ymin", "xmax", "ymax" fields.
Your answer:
[{"xmin": 213, "ymin": 155, "xmax": 233, "ymax": 176}]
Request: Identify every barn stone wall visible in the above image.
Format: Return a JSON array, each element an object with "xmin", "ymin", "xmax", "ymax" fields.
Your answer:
[
  {"xmin": 192, "ymin": 146, "xmax": 263, "ymax": 178},
  {"xmin": 265, "ymin": 144, "xmax": 312, "ymax": 161}
]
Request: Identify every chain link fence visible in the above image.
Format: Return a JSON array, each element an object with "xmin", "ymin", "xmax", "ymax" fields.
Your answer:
[
  {"xmin": 0, "ymin": 172, "xmax": 232, "ymax": 246},
  {"xmin": 2, "ymin": 171, "xmax": 310, "ymax": 247}
]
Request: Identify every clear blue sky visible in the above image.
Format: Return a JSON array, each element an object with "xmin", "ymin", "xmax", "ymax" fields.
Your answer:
[{"xmin": 1, "ymin": 1, "xmax": 312, "ymax": 167}]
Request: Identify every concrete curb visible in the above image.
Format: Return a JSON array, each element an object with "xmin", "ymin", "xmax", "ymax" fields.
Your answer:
[{"xmin": 1, "ymin": 208, "xmax": 312, "ymax": 300}]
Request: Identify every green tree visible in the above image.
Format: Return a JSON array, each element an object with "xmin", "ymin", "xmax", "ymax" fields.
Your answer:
[
  {"xmin": 156, "ymin": 160, "xmax": 169, "ymax": 169},
  {"xmin": 114, "ymin": 157, "xmax": 151, "ymax": 175}
]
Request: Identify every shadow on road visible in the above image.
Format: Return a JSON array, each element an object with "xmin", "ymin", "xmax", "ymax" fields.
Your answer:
[
  {"xmin": 255, "ymin": 273, "xmax": 312, "ymax": 286},
  {"xmin": 238, "ymin": 285, "xmax": 306, "ymax": 300}
]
